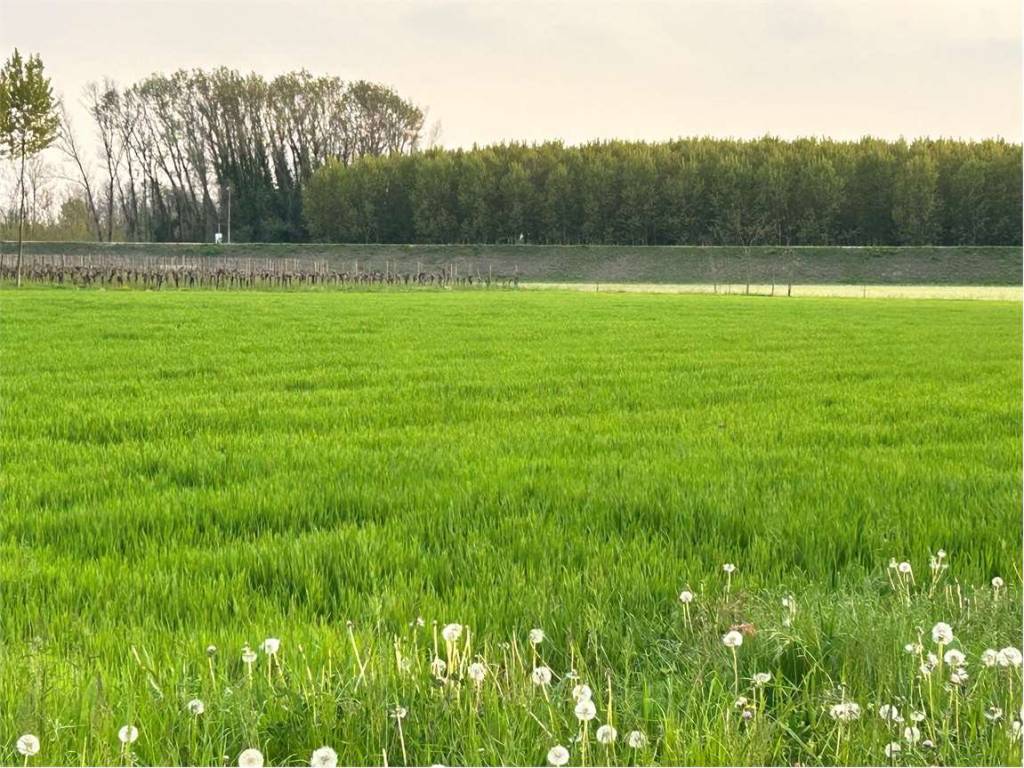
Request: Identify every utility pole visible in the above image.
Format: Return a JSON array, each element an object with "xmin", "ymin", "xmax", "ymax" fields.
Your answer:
[{"xmin": 227, "ymin": 186, "xmax": 232, "ymax": 244}]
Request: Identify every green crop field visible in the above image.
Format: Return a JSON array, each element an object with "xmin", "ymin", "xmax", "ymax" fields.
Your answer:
[{"xmin": 1, "ymin": 288, "xmax": 1021, "ymax": 767}]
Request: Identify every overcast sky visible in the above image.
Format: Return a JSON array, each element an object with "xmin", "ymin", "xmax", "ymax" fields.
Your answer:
[{"xmin": 0, "ymin": 0, "xmax": 1020, "ymax": 146}]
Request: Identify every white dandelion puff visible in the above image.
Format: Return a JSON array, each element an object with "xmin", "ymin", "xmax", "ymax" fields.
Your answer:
[
  {"xmin": 884, "ymin": 742, "xmax": 901, "ymax": 758},
  {"xmin": 547, "ymin": 745, "xmax": 570, "ymax": 767},
  {"xmin": 260, "ymin": 638, "xmax": 280, "ymax": 655},
  {"xmin": 878, "ymin": 704, "xmax": 903, "ymax": 722},
  {"xmin": 678, "ymin": 590, "xmax": 694, "ymax": 604},
  {"xmin": 574, "ymin": 698, "xmax": 597, "ymax": 722},
  {"xmin": 897, "ymin": 561, "xmax": 912, "ymax": 574},
  {"xmin": 430, "ymin": 657, "xmax": 447, "ymax": 678},
  {"xmin": 627, "ymin": 730, "xmax": 648, "ymax": 749},
  {"xmin": 596, "ymin": 725, "xmax": 617, "ymax": 745},
  {"xmin": 441, "ymin": 624, "xmax": 463, "ymax": 643},
  {"xmin": 981, "ymin": 648, "xmax": 998, "ymax": 667},
  {"xmin": 186, "ymin": 698, "xmax": 205, "ymax": 716},
  {"xmin": 467, "ymin": 662, "xmax": 487, "ymax": 684},
  {"xmin": 992, "ymin": 576, "xmax": 1004, "ymax": 589},
  {"xmin": 904, "ymin": 642, "xmax": 922, "ymax": 654},
  {"xmin": 943, "ymin": 649, "xmax": 966, "ymax": 666},
  {"xmin": 997, "ymin": 647, "xmax": 1023, "ymax": 667},
  {"xmin": 391, "ymin": 705, "xmax": 408, "ymax": 720},
  {"xmin": 931, "ymin": 622, "xmax": 954, "ymax": 645},
  {"xmin": 910, "ymin": 711, "xmax": 926, "ymax": 723},
  {"xmin": 722, "ymin": 630, "xmax": 743, "ymax": 648},
  {"xmin": 903, "ymin": 726, "xmax": 921, "ymax": 744},
  {"xmin": 529, "ymin": 628, "xmax": 546, "ymax": 645},
  {"xmin": 829, "ymin": 702, "xmax": 861, "ymax": 721},
  {"xmin": 118, "ymin": 726, "xmax": 139, "ymax": 745},
  {"xmin": 310, "ymin": 746, "xmax": 338, "ymax": 768},
  {"xmin": 532, "ymin": 666, "xmax": 553, "ymax": 686},
  {"xmin": 752, "ymin": 672, "xmax": 771, "ymax": 686},
  {"xmin": 241, "ymin": 646, "xmax": 257, "ymax": 664},
  {"xmin": 238, "ymin": 748, "xmax": 264, "ymax": 768},
  {"xmin": 722, "ymin": 563, "xmax": 736, "ymax": 574},
  {"xmin": 572, "ymin": 683, "xmax": 592, "ymax": 702},
  {"xmin": 985, "ymin": 707, "xmax": 1004, "ymax": 722},
  {"xmin": 16, "ymin": 735, "xmax": 40, "ymax": 758}
]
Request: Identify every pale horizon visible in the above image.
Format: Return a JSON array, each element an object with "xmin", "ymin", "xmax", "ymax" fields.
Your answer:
[{"xmin": 1, "ymin": 0, "xmax": 1020, "ymax": 147}]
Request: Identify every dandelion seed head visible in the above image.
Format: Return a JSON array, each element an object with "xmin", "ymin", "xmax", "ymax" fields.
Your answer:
[
  {"xmin": 415, "ymin": 617, "xmax": 425, "ymax": 627},
  {"xmin": 238, "ymin": 748, "xmax": 264, "ymax": 768},
  {"xmin": 574, "ymin": 698, "xmax": 597, "ymax": 722},
  {"xmin": 118, "ymin": 725, "xmax": 139, "ymax": 745},
  {"xmin": 981, "ymin": 648, "xmax": 998, "ymax": 667},
  {"xmin": 903, "ymin": 726, "xmax": 920, "ymax": 744},
  {"xmin": 206, "ymin": 645, "xmax": 217, "ymax": 657},
  {"xmin": 430, "ymin": 657, "xmax": 447, "ymax": 678},
  {"xmin": 722, "ymin": 630, "xmax": 743, "ymax": 648},
  {"xmin": 532, "ymin": 666, "xmax": 553, "ymax": 686},
  {"xmin": 921, "ymin": 739, "xmax": 935, "ymax": 749},
  {"xmin": 897, "ymin": 561, "xmax": 912, "ymax": 574},
  {"xmin": 752, "ymin": 672, "xmax": 771, "ymax": 686},
  {"xmin": 16, "ymin": 734, "xmax": 40, "ymax": 757},
  {"xmin": 829, "ymin": 702, "xmax": 861, "ymax": 722},
  {"xmin": 943, "ymin": 649, "xmax": 966, "ymax": 666},
  {"xmin": 391, "ymin": 705, "xmax": 408, "ymax": 720},
  {"xmin": 310, "ymin": 746, "xmax": 338, "ymax": 768},
  {"xmin": 991, "ymin": 576, "xmax": 1004, "ymax": 589},
  {"xmin": 260, "ymin": 638, "xmax": 280, "ymax": 655},
  {"xmin": 626, "ymin": 730, "xmax": 648, "ymax": 749},
  {"xmin": 596, "ymin": 725, "xmax": 617, "ymax": 745},
  {"xmin": 186, "ymin": 698, "xmax": 205, "ymax": 716},
  {"xmin": 734, "ymin": 696, "xmax": 749, "ymax": 708},
  {"xmin": 678, "ymin": 590, "xmax": 694, "ymax": 604},
  {"xmin": 997, "ymin": 647, "xmax": 1023, "ymax": 668},
  {"xmin": 741, "ymin": 707, "xmax": 755, "ymax": 722},
  {"xmin": 904, "ymin": 642, "xmax": 922, "ymax": 654},
  {"xmin": 529, "ymin": 628, "xmax": 546, "ymax": 645},
  {"xmin": 910, "ymin": 711, "xmax": 926, "ymax": 723},
  {"xmin": 931, "ymin": 622, "xmax": 954, "ymax": 645},
  {"xmin": 467, "ymin": 662, "xmax": 487, "ymax": 684},
  {"xmin": 572, "ymin": 683, "xmax": 592, "ymax": 702},
  {"xmin": 884, "ymin": 742, "xmax": 901, "ymax": 758},
  {"xmin": 546, "ymin": 745, "xmax": 570, "ymax": 767},
  {"xmin": 985, "ymin": 706, "xmax": 1003, "ymax": 722},
  {"xmin": 241, "ymin": 646, "xmax": 257, "ymax": 664},
  {"xmin": 722, "ymin": 563, "xmax": 736, "ymax": 574},
  {"xmin": 878, "ymin": 704, "xmax": 903, "ymax": 722},
  {"xmin": 441, "ymin": 623, "xmax": 463, "ymax": 643}
]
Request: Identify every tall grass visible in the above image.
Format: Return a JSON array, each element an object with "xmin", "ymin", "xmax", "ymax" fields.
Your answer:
[{"xmin": 0, "ymin": 289, "xmax": 1020, "ymax": 765}]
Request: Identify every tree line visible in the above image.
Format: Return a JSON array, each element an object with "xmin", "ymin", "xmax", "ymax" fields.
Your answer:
[
  {"xmin": 55, "ymin": 68, "xmax": 425, "ymax": 243},
  {"xmin": 304, "ymin": 138, "xmax": 1022, "ymax": 246}
]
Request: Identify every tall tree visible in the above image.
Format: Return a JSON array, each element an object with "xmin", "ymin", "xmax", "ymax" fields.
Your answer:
[{"xmin": 0, "ymin": 49, "xmax": 59, "ymax": 284}]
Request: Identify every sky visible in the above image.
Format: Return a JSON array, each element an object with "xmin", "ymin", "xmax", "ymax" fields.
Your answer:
[{"xmin": 0, "ymin": 0, "xmax": 1020, "ymax": 147}]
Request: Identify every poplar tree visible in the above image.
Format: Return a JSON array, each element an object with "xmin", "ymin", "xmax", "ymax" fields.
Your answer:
[{"xmin": 0, "ymin": 49, "xmax": 59, "ymax": 286}]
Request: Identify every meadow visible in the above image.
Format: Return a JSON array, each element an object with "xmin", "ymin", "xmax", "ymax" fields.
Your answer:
[{"xmin": 0, "ymin": 288, "xmax": 1021, "ymax": 766}]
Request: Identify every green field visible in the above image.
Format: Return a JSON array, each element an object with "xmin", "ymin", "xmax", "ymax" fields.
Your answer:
[{"xmin": 1, "ymin": 289, "xmax": 1021, "ymax": 766}]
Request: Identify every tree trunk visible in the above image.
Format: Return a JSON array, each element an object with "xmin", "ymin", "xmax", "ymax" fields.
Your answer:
[{"xmin": 16, "ymin": 139, "xmax": 26, "ymax": 288}]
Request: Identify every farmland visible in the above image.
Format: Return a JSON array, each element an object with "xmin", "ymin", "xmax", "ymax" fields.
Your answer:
[
  {"xmin": 1, "ymin": 288, "xmax": 1021, "ymax": 766},
  {"xmin": 2, "ymin": 241, "xmax": 1021, "ymax": 287}
]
